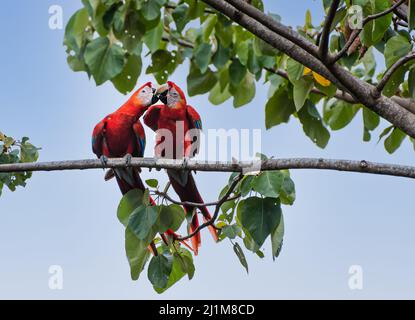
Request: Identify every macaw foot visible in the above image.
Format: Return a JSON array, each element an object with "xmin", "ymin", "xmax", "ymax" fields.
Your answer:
[
  {"xmin": 100, "ymin": 155, "xmax": 108, "ymax": 167},
  {"xmin": 123, "ymin": 153, "xmax": 132, "ymax": 166},
  {"xmin": 182, "ymin": 157, "xmax": 190, "ymax": 170}
]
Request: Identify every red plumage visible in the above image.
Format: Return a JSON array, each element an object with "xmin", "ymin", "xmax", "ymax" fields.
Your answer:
[
  {"xmin": 92, "ymin": 82, "xmax": 191, "ymax": 254},
  {"xmin": 144, "ymin": 81, "xmax": 218, "ymax": 255}
]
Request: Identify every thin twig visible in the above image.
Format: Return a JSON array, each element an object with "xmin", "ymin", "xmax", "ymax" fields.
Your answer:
[
  {"xmin": 333, "ymin": 0, "xmax": 407, "ymax": 63},
  {"xmin": 319, "ymin": 0, "xmax": 341, "ymax": 61},
  {"xmin": 153, "ymin": 190, "xmax": 241, "ymax": 208},
  {"xmin": 176, "ymin": 173, "xmax": 244, "ymax": 242},
  {"xmin": 377, "ymin": 52, "xmax": 415, "ymax": 93}
]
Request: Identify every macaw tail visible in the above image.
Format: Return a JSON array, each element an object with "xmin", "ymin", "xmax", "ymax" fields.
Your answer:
[
  {"xmin": 114, "ymin": 168, "xmax": 146, "ymax": 195},
  {"xmin": 168, "ymin": 170, "xmax": 219, "ymax": 255}
]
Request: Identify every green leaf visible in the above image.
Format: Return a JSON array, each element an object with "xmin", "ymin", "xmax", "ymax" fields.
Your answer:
[
  {"xmin": 298, "ymin": 101, "xmax": 330, "ymax": 149},
  {"xmin": 222, "ymin": 224, "xmax": 241, "ymax": 239},
  {"xmin": 187, "ymin": 64, "xmax": 217, "ymax": 96},
  {"xmin": 231, "ymin": 73, "xmax": 256, "ymax": 108},
  {"xmin": 117, "ymin": 189, "xmax": 144, "ymax": 226},
  {"xmin": 208, "ymin": 83, "xmax": 232, "ymax": 105},
  {"xmin": 111, "ymin": 54, "xmax": 142, "ymax": 94},
  {"xmin": 84, "ymin": 37, "xmax": 125, "ymax": 85},
  {"xmin": 229, "ymin": 59, "xmax": 247, "ymax": 86},
  {"xmin": 382, "ymin": 65, "xmax": 407, "ymax": 97},
  {"xmin": 384, "ymin": 35, "xmax": 412, "ymax": 68},
  {"xmin": 252, "ymin": 171, "xmax": 284, "ymax": 198},
  {"xmin": 378, "ymin": 125, "xmax": 394, "ymax": 143},
  {"xmin": 64, "ymin": 8, "xmax": 90, "ymax": 55},
  {"xmin": 323, "ymin": 101, "xmax": 360, "ymax": 131},
  {"xmin": 212, "ymin": 44, "xmax": 231, "ymax": 69},
  {"xmin": 363, "ymin": 107, "xmax": 380, "ymax": 131},
  {"xmin": 145, "ymin": 179, "xmax": 158, "ymax": 188},
  {"xmin": 157, "ymin": 205, "xmax": 185, "ymax": 233},
  {"xmin": 148, "ymin": 253, "xmax": 173, "ymax": 289},
  {"xmin": 154, "ymin": 248, "xmax": 194, "ymax": 294},
  {"xmin": 384, "ymin": 127, "xmax": 406, "ymax": 154},
  {"xmin": 146, "ymin": 50, "xmax": 178, "ymax": 84},
  {"xmin": 233, "ymin": 242, "xmax": 249, "ymax": 274},
  {"xmin": 279, "ymin": 171, "xmax": 296, "ymax": 205},
  {"xmin": 202, "ymin": 14, "xmax": 217, "ymax": 41},
  {"xmin": 194, "ymin": 43, "xmax": 212, "ymax": 74},
  {"xmin": 265, "ymin": 86, "xmax": 296, "ymax": 129},
  {"xmin": 172, "ymin": 3, "xmax": 189, "ymax": 32},
  {"xmin": 20, "ymin": 139, "xmax": 39, "ymax": 163},
  {"xmin": 286, "ymin": 58, "xmax": 304, "ymax": 83},
  {"xmin": 237, "ymin": 197, "xmax": 282, "ymax": 248},
  {"xmin": 236, "ymin": 41, "xmax": 249, "ymax": 66},
  {"xmin": 356, "ymin": 0, "xmax": 393, "ymax": 47},
  {"xmin": 293, "ymin": 78, "xmax": 314, "ymax": 111},
  {"xmin": 128, "ymin": 205, "xmax": 159, "ymax": 242},
  {"xmin": 125, "ymin": 228, "xmax": 150, "ymax": 280},
  {"xmin": 271, "ymin": 214, "xmax": 284, "ymax": 260},
  {"xmin": 141, "ymin": 0, "xmax": 163, "ymax": 21},
  {"xmin": 143, "ymin": 19, "xmax": 163, "ymax": 53}
]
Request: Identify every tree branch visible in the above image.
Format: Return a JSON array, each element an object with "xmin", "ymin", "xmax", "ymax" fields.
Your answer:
[
  {"xmin": 176, "ymin": 173, "xmax": 244, "ymax": 242},
  {"xmin": 319, "ymin": 0, "xmax": 341, "ymax": 61},
  {"xmin": 225, "ymin": 0, "xmax": 320, "ymax": 58},
  {"xmin": 201, "ymin": 0, "xmax": 415, "ymax": 138},
  {"xmin": 153, "ymin": 190, "xmax": 241, "ymax": 208},
  {"xmin": 2, "ymin": 157, "xmax": 415, "ymax": 179},
  {"xmin": 377, "ymin": 52, "xmax": 415, "ymax": 92},
  {"xmin": 333, "ymin": 0, "xmax": 407, "ymax": 63},
  {"xmin": 392, "ymin": 0, "xmax": 409, "ymax": 22}
]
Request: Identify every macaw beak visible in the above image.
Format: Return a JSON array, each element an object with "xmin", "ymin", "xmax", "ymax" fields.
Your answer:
[
  {"xmin": 156, "ymin": 84, "xmax": 169, "ymax": 105},
  {"xmin": 151, "ymin": 87, "xmax": 159, "ymax": 104}
]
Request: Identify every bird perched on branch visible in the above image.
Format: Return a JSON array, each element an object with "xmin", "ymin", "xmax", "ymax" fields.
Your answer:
[
  {"xmin": 144, "ymin": 81, "xmax": 218, "ymax": 255},
  {"xmin": 91, "ymin": 82, "xmax": 187, "ymax": 255}
]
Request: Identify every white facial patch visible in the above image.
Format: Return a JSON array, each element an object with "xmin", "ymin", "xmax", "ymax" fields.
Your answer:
[
  {"xmin": 137, "ymin": 85, "xmax": 153, "ymax": 106},
  {"xmin": 167, "ymin": 87, "xmax": 180, "ymax": 107}
]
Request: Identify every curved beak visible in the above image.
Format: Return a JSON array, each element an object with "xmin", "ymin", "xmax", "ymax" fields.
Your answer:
[
  {"xmin": 151, "ymin": 87, "xmax": 159, "ymax": 104},
  {"xmin": 156, "ymin": 84, "xmax": 169, "ymax": 104}
]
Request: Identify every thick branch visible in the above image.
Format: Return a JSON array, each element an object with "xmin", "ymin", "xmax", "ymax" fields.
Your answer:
[
  {"xmin": 2, "ymin": 157, "xmax": 415, "ymax": 179},
  {"xmin": 319, "ymin": 0, "xmax": 341, "ymax": 61},
  {"xmin": 201, "ymin": 0, "xmax": 415, "ymax": 137},
  {"xmin": 225, "ymin": 0, "xmax": 320, "ymax": 58}
]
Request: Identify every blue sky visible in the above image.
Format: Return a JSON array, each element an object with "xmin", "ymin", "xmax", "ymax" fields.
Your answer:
[{"xmin": 0, "ymin": 0, "xmax": 415, "ymax": 299}]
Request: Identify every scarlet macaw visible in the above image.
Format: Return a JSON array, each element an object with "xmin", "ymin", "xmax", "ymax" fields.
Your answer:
[
  {"xmin": 144, "ymin": 81, "xmax": 218, "ymax": 255},
  {"xmin": 91, "ymin": 82, "xmax": 187, "ymax": 254}
]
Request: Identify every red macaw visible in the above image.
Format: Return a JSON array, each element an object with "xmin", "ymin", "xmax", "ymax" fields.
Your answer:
[
  {"xmin": 144, "ymin": 81, "xmax": 218, "ymax": 255},
  {"xmin": 91, "ymin": 82, "xmax": 189, "ymax": 254}
]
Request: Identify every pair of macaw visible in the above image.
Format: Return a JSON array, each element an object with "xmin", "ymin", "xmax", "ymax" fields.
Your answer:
[{"xmin": 92, "ymin": 81, "xmax": 218, "ymax": 255}]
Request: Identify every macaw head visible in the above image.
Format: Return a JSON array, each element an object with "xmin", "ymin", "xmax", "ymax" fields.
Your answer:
[
  {"xmin": 156, "ymin": 81, "xmax": 187, "ymax": 108},
  {"xmin": 131, "ymin": 82, "xmax": 158, "ymax": 108}
]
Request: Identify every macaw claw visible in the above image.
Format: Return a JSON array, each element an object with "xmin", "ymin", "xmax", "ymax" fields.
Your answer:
[
  {"xmin": 124, "ymin": 153, "xmax": 132, "ymax": 166},
  {"xmin": 100, "ymin": 155, "xmax": 108, "ymax": 167}
]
